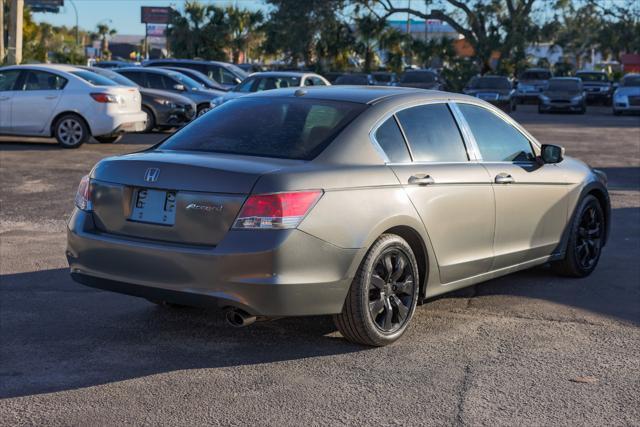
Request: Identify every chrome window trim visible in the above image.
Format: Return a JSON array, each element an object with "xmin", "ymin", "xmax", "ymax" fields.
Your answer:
[
  {"xmin": 448, "ymin": 102, "xmax": 482, "ymax": 161},
  {"xmin": 368, "ymin": 98, "xmax": 476, "ymax": 165}
]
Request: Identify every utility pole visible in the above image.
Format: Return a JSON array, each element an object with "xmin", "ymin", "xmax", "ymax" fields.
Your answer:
[
  {"xmin": 7, "ymin": 0, "xmax": 23, "ymax": 65},
  {"xmin": 1, "ymin": 0, "xmax": 5, "ymax": 62}
]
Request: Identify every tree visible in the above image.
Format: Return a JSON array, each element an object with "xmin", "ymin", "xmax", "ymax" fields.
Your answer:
[
  {"xmin": 354, "ymin": 14, "xmax": 387, "ymax": 72},
  {"xmin": 225, "ymin": 7, "xmax": 264, "ymax": 63},
  {"xmin": 92, "ymin": 23, "xmax": 116, "ymax": 60},
  {"xmin": 358, "ymin": 0, "xmax": 538, "ymax": 73},
  {"xmin": 167, "ymin": 1, "xmax": 227, "ymax": 60}
]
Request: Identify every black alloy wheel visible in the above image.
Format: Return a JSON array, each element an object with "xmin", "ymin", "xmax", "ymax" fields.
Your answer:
[{"xmin": 575, "ymin": 203, "xmax": 603, "ymax": 270}]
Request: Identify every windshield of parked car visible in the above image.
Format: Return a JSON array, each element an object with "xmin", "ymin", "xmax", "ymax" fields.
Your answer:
[
  {"xmin": 400, "ymin": 72, "xmax": 436, "ymax": 83},
  {"xmin": 335, "ymin": 75, "xmax": 369, "ymax": 85},
  {"xmin": 169, "ymin": 72, "xmax": 204, "ymax": 90},
  {"xmin": 373, "ymin": 73, "xmax": 392, "ymax": 83},
  {"xmin": 158, "ymin": 97, "xmax": 367, "ymax": 160},
  {"xmin": 622, "ymin": 75, "xmax": 640, "ymax": 87},
  {"xmin": 546, "ymin": 79, "xmax": 581, "ymax": 91},
  {"xmin": 468, "ymin": 77, "xmax": 511, "ymax": 90},
  {"xmin": 577, "ymin": 73, "xmax": 608, "ymax": 82},
  {"xmin": 71, "ymin": 70, "xmax": 118, "ymax": 86},
  {"xmin": 519, "ymin": 70, "xmax": 552, "ymax": 80},
  {"xmin": 225, "ymin": 63, "xmax": 249, "ymax": 79}
]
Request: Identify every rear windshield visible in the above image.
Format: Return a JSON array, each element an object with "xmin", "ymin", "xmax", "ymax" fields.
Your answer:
[
  {"xmin": 547, "ymin": 79, "xmax": 580, "ymax": 91},
  {"xmin": 158, "ymin": 97, "xmax": 367, "ymax": 160},
  {"xmin": 71, "ymin": 70, "xmax": 118, "ymax": 86},
  {"xmin": 577, "ymin": 73, "xmax": 607, "ymax": 82},
  {"xmin": 520, "ymin": 70, "xmax": 552, "ymax": 80},
  {"xmin": 401, "ymin": 72, "xmax": 436, "ymax": 83},
  {"xmin": 469, "ymin": 77, "xmax": 511, "ymax": 90},
  {"xmin": 373, "ymin": 73, "xmax": 391, "ymax": 82}
]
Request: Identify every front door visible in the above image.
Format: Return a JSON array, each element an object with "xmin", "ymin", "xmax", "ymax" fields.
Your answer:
[
  {"xmin": 456, "ymin": 102, "xmax": 570, "ymax": 269},
  {"xmin": 378, "ymin": 102, "xmax": 496, "ymax": 284},
  {"xmin": 11, "ymin": 70, "xmax": 66, "ymax": 134},
  {"xmin": 0, "ymin": 69, "xmax": 22, "ymax": 132}
]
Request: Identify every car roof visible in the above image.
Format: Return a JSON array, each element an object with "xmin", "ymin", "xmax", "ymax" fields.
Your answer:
[
  {"xmin": 117, "ymin": 67, "xmax": 173, "ymax": 74},
  {"xmin": 549, "ymin": 77, "xmax": 581, "ymax": 81},
  {"xmin": 576, "ymin": 70, "xmax": 606, "ymax": 74},
  {"xmin": 248, "ymin": 71, "xmax": 316, "ymax": 78},
  {"xmin": 2, "ymin": 63, "xmax": 81, "ymax": 73},
  {"xmin": 146, "ymin": 58, "xmax": 232, "ymax": 67},
  {"xmin": 242, "ymin": 86, "xmax": 473, "ymax": 105}
]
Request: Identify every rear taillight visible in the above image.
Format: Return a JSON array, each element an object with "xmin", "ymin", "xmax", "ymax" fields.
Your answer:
[
  {"xmin": 233, "ymin": 191, "xmax": 323, "ymax": 230},
  {"xmin": 74, "ymin": 175, "xmax": 93, "ymax": 211},
  {"xmin": 90, "ymin": 93, "xmax": 120, "ymax": 103}
]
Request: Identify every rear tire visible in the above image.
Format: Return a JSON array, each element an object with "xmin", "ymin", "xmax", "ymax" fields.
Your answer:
[
  {"xmin": 334, "ymin": 234, "xmax": 419, "ymax": 346},
  {"xmin": 94, "ymin": 135, "xmax": 122, "ymax": 144},
  {"xmin": 552, "ymin": 195, "xmax": 604, "ymax": 277},
  {"xmin": 142, "ymin": 106, "xmax": 156, "ymax": 133},
  {"xmin": 196, "ymin": 104, "xmax": 210, "ymax": 117},
  {"xmin": 53, "ymin": 114, "xmax": 89, "ymax": 148}
]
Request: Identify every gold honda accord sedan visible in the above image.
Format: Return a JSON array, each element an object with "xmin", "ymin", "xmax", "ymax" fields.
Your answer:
[{"xmin": 67, "ymin": 87, "xmax": 610, "ymax": 346}]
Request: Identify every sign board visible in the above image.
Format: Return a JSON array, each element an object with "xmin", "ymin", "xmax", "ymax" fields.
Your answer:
[
  {"xmin": 146, "ymin": 24, "xmax": 167, "ymax": 37},
  {"xmin": 141, "ymin": 7, "xmax": 171, "ymax": 24},
  {"xmin": 25, "ymin": 0, "xmax": 64, "ymax": 13}
]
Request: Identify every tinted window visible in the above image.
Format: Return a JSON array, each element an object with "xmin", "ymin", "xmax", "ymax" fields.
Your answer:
[
  {"xmin": 71, "ymin": 70, "xmax": 117, "ymax": 86},
  {"xmin": 335, "ymin": 75, "xmax": 369, "ymax": 85},
  {"xmin": 256, "ymin": 76, "xmax": 300, "ymax": 91},
  {"xmin": 147, "ymin": 73, "xmax": 170, "ymax": 90},
  {"xmin": 577, "ymin": 73, "xmax": 607, "ymax": 82},
  {"xmin": 547, "ymin": 79, "xmax": 581, "ymax": 91},
  {"xmin": 233, "ymin": 77, "xmax": 255, "ymax": 93},
  {"xmin": 458, "ymin": 103, "xmax": 534, "ymax": 162},
  {"xmin": 396, "ymin": 104, "xmax": 468, "ymax": 162},
  {"xmin": 159, "ymin": 98, "xmax": 366, "ymax": 160},
  {"xmin": 622, "ymin": 75, "xmax": 640, "ymax": 87},
  {"xmin": 311, "ymin": 77, "xmax": 327, "ymax": 86},
  {"xmin": 469, "ymin": 77, "xmax": 511, "ymax": 90},
  {"xmin": 0, "ymin": 70, "xmax": 20, "ymax": 91},
  {"xmin": 220, "ymin": 68, "xmax": 239, "ymax": 85},
  {"xmin": 169, "ymin": 72, "xmax": 203, "ymax": 90},
  {"xmin": 90, "ymin": 69, "xmax": 136, "ymax": 87},
  {"xmin": 374, "ymin": 117, "xmax": 411, "ymax": 163},
  {"xmin": 519, "ymin": 70, "xmax": 552, "ymax": 80},
  {"xmin": 119, "ymin": 71, "xmax": 146, "ymax": 86},
  {"xmin": 21, "ymin": 71, "xmax": 67, "ymax": 90}
]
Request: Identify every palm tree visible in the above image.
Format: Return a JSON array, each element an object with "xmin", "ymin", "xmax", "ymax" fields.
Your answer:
[
  {"xmin": 354, "ymin": 14, "xmax": 387, "ymax": 72},
  {"xmin": 92, "ymin": 24, "xmax": 116, "ymax": 59},
  {"xmin": 225, "ymin": 7, "xmax": 264, "ymax": 63}
]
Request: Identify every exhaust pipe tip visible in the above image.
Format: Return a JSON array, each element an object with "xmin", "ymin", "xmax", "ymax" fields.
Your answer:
[{"xmin": 224, "ymin": 308, "xmax": 256, "ymax": 328}]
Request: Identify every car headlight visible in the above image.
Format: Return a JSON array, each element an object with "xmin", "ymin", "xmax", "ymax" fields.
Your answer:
[
  {"xmin": 539, "ymin": 95, "xmax": 550, "ymax": 103},
  {"xmin": 210, "ymin": 96, "xmax": 225, "ymax": 108},
  {"xmin": 571, "ymin": 95, "xmax": 583, "ymax": 103},
  {"xmin": 154, "ymin": 98, "xmax": 177, "ymax": 108}
]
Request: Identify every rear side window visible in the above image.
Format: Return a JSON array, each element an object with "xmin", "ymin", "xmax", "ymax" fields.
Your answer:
[
  {"xmin": 374, "ymin": 118, "xmax": 411, "ymax": 163},
  {"xmin": 159, "ymin": 97, "xmax": 367, "ymax": 160},
  {"xmin": 21, "ymin": 71, "xmax": 67, "ymax": 91},
  {"xmin": 458, "ymin": 103, "xmax": 534, "ymax": 162},
  {"xmin": 119, "ymin": 71, "xmax": 146, "ymax": 87},
  {"xmin": 71, "ymin": 70, "xmax": 117, "ymax": 86},
  {"xmin": 396, "ymin": 104, "xmax": 468, "ymax": 162},
  {"xmin": 0, "ymin": 70, "xmax": 21, "ymax": 91}
]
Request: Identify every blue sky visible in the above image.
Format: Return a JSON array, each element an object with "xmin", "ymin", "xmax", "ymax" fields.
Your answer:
[{"xmin": 32, "ymin": 0, "xmax": 267, "ymax": 36}]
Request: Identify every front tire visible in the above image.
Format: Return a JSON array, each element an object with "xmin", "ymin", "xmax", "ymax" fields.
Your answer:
[
  {"xmin": 53, "ymin": 114, "xmax": 89, "ymax": 148},
  {"xmin": 552, "ymin": 195, "xmax": 605, "ymax": 277},
  {"xmin": 334, "ymin": 234, "xmax": 419, "ymax": 346}
]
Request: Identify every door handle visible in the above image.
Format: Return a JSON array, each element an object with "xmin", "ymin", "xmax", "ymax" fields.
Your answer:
[
  {"xmin": 495, "ymin": 173, "xmax": 515, "ymax": 184},
  {"xmin": 45, "ymin": 95, "xmax": 58, "ymax": 100},
  {"xmin": 408, "ymin": 174, "xmax": 435, "ymax": 186},
  {"xmin": 0, "ymin": 96, "xmax": 9, "ymax": 101}
]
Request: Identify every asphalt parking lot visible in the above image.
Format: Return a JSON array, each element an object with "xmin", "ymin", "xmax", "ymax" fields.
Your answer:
[{"xmin": 1, "ymin": 105, "xmax": 639, "ymax": 425}]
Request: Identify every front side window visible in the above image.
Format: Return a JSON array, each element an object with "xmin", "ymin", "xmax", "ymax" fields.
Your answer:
[
  {"xmin": 119, "ymin": 71, "xmax": 146, "ymax": 87},
  {"xmin": 374, "ymin": 117, "xmax": 411, "ymax": 163},
  {"xmin": 147, "ymin": 73, "xmax": 169, "ymax": 90},
  {"xmin": 159, "ymin": 97, "xmax": 366, "ymax": 160},
  {"xmin": 21, "ymin": 71, "xmax": 67, "ymax": 91},
  {"xmin": 220, "ymin": 68, "xmax": 239, "ymax": 85},
  {"xmin": 396, "ymin": 103, "xmax": 468, "ymax": 162},
  {"xmin": 311, "ymin": 77, "xmax": 327, "ymax": 86},
  {"xmin": 458, "ymin": 103, "xmax": 535, "ymax": 162},
  {"xmin": 0, "ymin": 70, "xmax": 21, "ymax": 91}
]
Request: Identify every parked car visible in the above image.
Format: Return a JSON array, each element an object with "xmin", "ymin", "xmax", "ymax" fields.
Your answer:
[
  {"xmin": 0, "ymin": 64, "xmax": 145, "ymax": 148},
  {"xmin": 516, "ymin": 68, "xmax": 552, "ymax": 103},
  {"xmin": 79, "ymin": 66, "xmax": 196, "ymax": 132},
  {"xmin": 114, "ymin": 67, "xmax": 224, "ymax": 116},
  {"xmin": 323, "ymin": 72, "xmax": 345, "ymax": 84},
  {"xmin": 67, "ymin": 87, "xmax": 609, "ymax": 346},
  {"xmin": 92, "ymin": 60, "xmax": 136, "ymax": 69},
  {"xmin": 612, "ymin": 73, "xmax": 640, "ymax": 115},
  {"xmin": 463, "ymin": 75, "xmax": 516, "ymax": 112},
  {"xmin": 144, "ymin": 59, "xmax": 248, "ymax": 90},
  {"xmin": 397, "ymin": 70, "xmax": 446, "ymax": 90},
  {"xmin": 156, "ymin": 66, "xmax": 228, "ymax": 92},
  {"xmin": 576, "ymin": 70, "xmax": 613, "ymax": 105},
  {"xmin": 237, "ymin": 63, "xmax": 265, "ymax": 73},
  {"xmin": 372, "ymin": 71, "xmax": 398, "ymax": 86},
  {"xmin": 210, "ymin": 71, "xmax": 330, "ymax": 108},
  {"xmin": 538, "ymin": 77, "xmax": 586, "ymax": 114},
  {"xmin": 334, "ymin": 73, "xmax": 376, "ymax": 85}
]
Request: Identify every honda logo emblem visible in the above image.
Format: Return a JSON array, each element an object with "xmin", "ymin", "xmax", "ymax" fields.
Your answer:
[{"xmin": 144, "ymin": 167, "xmax": 160, "ymax": 182}]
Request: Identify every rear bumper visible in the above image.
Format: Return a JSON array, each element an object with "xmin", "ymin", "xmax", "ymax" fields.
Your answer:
[
  {"xmin": 91, "ymin": 111, "xmax": 147, "ymax": 136},
  {"xmin": 66, "ymin": 209, "xmax": 358, "ymax": 316}
]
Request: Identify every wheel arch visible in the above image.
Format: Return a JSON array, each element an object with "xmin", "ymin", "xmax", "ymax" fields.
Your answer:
[
  {"xmin": 49, "ymin": 111, "xmax": 92, "ymax": 137},
  {"xmin": 383, "ymin": 225, "xmax": 429, "ymax": 302}
]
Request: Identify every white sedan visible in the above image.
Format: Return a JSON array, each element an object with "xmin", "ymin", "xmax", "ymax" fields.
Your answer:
[{"xmin": 0, "ymin": 64, "xmax": 146, "ymax": 148}]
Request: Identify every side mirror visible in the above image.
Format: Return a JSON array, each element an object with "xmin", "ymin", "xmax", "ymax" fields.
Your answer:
[
  {"xmin": 173, "ymin": 83, "xmax": 186, "ymax": 91},
  {"xmin": 541, "ymin": 144, "xmax": 564, "ymax": 164}
]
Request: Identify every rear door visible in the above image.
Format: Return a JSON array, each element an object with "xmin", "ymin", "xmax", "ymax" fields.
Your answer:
[
  {"xmin": 11, "ymin": 70, "xmax": 66, "ymax": 134},
  {"xmin": 0, "ymin": 69, "xmax": 21, "ymax": 132},
  {"xmin": 380, "ymin": 102, "xmax": 496, "ymax": 284},
  {"xmin": 456, "ymin": 102, "xmax": 570, "ymax": 268}
]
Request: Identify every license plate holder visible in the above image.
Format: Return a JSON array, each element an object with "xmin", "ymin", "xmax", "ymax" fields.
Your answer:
[{"xmin": 130, "ymin": 188, "xmax": 177, "ymax": 225}]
